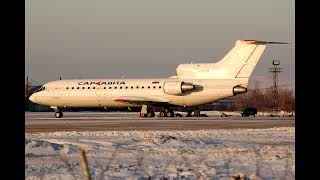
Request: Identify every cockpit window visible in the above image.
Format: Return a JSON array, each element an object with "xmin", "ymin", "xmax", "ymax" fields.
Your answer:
[{"xmin": 37, "ymin": 86, "xmax": 45, "ymax": 92}]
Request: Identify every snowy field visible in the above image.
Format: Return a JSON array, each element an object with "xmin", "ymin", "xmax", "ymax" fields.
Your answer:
[{"xmin": 26, "ymin": 127, "xmax": 294, "ymax": 179}]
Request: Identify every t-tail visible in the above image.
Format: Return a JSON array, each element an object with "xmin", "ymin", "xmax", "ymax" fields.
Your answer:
[{"xmin": 173, "ymin": 40, "xmax": 288, "ymax": 82}]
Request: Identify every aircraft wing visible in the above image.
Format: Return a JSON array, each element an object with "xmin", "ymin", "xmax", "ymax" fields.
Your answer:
[{"xmin": 113, "ymin": 96, "xmax": 170, "ymax": 105}]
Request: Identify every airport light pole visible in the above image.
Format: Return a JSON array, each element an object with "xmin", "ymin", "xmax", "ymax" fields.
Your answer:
[{"xmin": 269, "ymin": 60, "xmax": 282, "ymax": 111}]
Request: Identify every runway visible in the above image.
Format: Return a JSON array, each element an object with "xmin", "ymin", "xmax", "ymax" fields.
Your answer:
[{"xmin": 25, "ymin": 112, "xmax": 295, "ymax": 132}]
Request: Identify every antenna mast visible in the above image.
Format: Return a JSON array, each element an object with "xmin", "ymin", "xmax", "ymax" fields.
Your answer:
[{"xmin": 269, "ymin": 60, "xmax": 282, "ymax": 111}]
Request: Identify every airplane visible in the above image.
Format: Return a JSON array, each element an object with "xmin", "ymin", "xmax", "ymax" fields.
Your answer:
[{"xmin": 29, "ymin": 40, "xmax": 287, "ymax": 118}]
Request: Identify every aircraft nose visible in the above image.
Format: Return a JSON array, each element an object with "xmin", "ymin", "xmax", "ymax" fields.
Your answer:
[{"xmin": 29, "ymin": 94, "xmax": 36, "ymax": 103}]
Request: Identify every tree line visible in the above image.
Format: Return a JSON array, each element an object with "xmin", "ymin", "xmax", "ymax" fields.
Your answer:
[{"xmin": 236, "ymin": 87, "xmax": 295, "ymax": 112}]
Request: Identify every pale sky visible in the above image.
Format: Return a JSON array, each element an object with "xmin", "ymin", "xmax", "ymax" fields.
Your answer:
[{"xmin": 25, "ymin": 0, "xmax": 295, "ymax": 90}]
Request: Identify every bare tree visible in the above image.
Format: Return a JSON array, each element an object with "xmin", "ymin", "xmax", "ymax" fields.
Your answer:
[{"xmin": 237, "ymin": 86, "xmax": 295, "ymax": 112}]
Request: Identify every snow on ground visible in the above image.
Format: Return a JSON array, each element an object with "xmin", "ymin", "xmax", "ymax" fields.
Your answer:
[{"xmin": 25, "ymin": 127, "xmax": 295, "ymax": 179}]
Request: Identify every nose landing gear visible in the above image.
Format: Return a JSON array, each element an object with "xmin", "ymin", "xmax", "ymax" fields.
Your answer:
[
  {"xmin": 51, "ymin": 106, "xmax": 63, "ymax": 118},
  {"xmin": 54, "ymin": 111, "xmax": 63, "ymax": 118}
]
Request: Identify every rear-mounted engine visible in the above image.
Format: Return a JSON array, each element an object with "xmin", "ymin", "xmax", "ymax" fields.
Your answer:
[
  {"xmin": 163, "ymin": 81, "xmax": 195, "ymax": 95},
  {"xmin": 233, "ymin": 85, "xmax": 247, "ymax": 95}
]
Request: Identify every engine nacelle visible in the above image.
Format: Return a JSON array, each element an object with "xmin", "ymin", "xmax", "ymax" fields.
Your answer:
[
  {"xmin": 233, "ymin": 85, "xmax": 247, "ymax": 95},
  {"xmin": 163, "ymin": 81, "xmax": 195, "ymax": 95}
]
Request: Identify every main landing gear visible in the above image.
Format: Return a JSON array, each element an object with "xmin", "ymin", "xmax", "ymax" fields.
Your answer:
[
  {"xmin": 139, "ymin": 105, "xmax": 204, "ymax": 118},
  {"xmin": 139, "ymin": 105, "xmax": 174, "ymax": 118},
  {"xmin": 139, "ymin": 105, "xmax": 155, "ymax": 117},
  {"xmin": 159, "ymin": 107, "xmax": 174, "ymax": 117}
]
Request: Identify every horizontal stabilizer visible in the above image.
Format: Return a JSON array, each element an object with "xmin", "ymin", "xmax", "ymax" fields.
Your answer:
[{"xmin": 241, "ymin": 40, "xmax": 290, "ymax": 44}]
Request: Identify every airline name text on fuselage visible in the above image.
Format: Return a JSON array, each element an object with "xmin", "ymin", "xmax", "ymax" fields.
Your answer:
[{"xmin": 78, "ymin": 81, "xmax": 126, "ymax": 86}]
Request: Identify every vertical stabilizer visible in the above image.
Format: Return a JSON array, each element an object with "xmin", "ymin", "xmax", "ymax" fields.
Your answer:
[{"xmin": 214, "ymin": 40, "xmax": 267, "ymax": 79}]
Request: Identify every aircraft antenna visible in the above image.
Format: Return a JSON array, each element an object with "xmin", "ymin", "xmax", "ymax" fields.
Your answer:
[{"xmin": 121, "ymin": 72, "xmax": 126, "ymax": 79}]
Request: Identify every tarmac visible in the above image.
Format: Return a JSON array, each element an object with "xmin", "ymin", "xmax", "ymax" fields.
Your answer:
[{"xmin": 25, "ymin": 112, "xmax": 295, "ymax": 132}]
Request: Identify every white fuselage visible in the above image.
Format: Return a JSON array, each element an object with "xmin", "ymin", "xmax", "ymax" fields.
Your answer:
[{"xmin": 29, "ymin": 78, "xmax": 247, "ymax": 108}]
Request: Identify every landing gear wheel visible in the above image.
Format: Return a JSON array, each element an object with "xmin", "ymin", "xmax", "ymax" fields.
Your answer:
[
  {"xmin": 166, "ymin": 111, "xmax": 174, "ymax": 117},
  {"xmin": 147, "ymin": 111, "xmax": 155, "ymax": 117},
  {"xmin": 164, "ymin": 108, "xmax": 174, "ymax": 117},
  {"xmin": 139, "ymin": 113, "xmax": 147, "ymax": 117},
  {"xmin": 55, "ymin": 111, "xmax": 63, "ymax": 118},
  {"xmin": 159, "ymin": 110, "xmax": 167, "ymax": 117}
]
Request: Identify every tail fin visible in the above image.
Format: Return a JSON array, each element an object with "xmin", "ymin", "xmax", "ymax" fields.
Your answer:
[
  {"xmin": 174, "ymin": 40, "xmax": 288, "ymax": 79},
  {"xmin": 215, "ymin": 40, "xmax": 267, "ymax": 79}
]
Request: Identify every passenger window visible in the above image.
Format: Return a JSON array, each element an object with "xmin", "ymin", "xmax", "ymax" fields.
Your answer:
[
  {"xmin": 104, "ymin": 87, "xmax": 106, "ymax": 89},
  {"xmin": 136, "ymin": 86, "xmax": 139, "ymax": 89},
  {"xmin": 71, "ymin": 87, "xmax": 74, "ymax": 89},
  {"xmin": 148, "ymin": 86, "xmax": 150, "ymax": 89},
  {"xmin": 125, "ymin": 86, "xmax": 128, "ymax": 89},
  {"xmin": 82, "ymin": 87, "xmax": 85, "ymax": 89},
  {"xmin": 159, "ymin": 86, "xmax": 161, "ymax": 88},
  {"xmin": 109, "ymin": 87, "xmax": 112, "ymax": 89},
  {"xmin": 93, "ymin": 87, "xmax": 95, "ymax": 89},
  {"xmin": 115, "ymin": 87, "xmax": 117, "ymax": 89},
  {"xmin": 131, "ymin": 86, "xmax": 133, "ymax": 89},
  {"xmin": 142, "ymin": 86, "xmax": 144, "ymax": 89},
  {"xmin": 88, "ymin": 87, "xmax": 90, "ymax": 89},
  {"xmin": 66, "ymin": 87, "xmax": 69, "ymax": 90},
  {"xmin": 120, "ymin": 87, "xmax": 122, "ymax": 89},
  {"xmin": 153, "ymin": 86, "xmax": 156, "ymax": 89},
  {"xmin": 77, "ymin": 87, "xmax": 79, "ymax": 89}
]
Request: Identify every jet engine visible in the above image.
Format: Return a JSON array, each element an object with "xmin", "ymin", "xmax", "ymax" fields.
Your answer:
[
  {"xmin": 163, "ymin": 81, "xmax": 195, "ymax": 95},
  {"xmin": 233, "ymin": 85, "xmax": 247, "ymax": 95}
]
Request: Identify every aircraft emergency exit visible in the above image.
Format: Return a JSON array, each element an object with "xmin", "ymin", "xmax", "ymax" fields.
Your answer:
[{"xmin": 29, "ymin": 40, "xmax": 287, "ymax": 118}]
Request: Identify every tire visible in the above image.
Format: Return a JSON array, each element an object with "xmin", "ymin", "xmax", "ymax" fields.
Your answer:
[
  {"xmin": 159, "ymin": 111, "xmax": 167, "ymax": 117},
  {"xmin": 140, "ymin": 113, "xmax": 148, "ymax": 117},
  {"xmin": 167, "ymin": 111, "xmax": 174, "ymax": 117},
  {"xmin": 147, "ymin": 111, "xmax": 155, "ymax": 117},
  {"xmin": 55, "ymin": 111, "xmax": 63, "ymax": 118}
]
